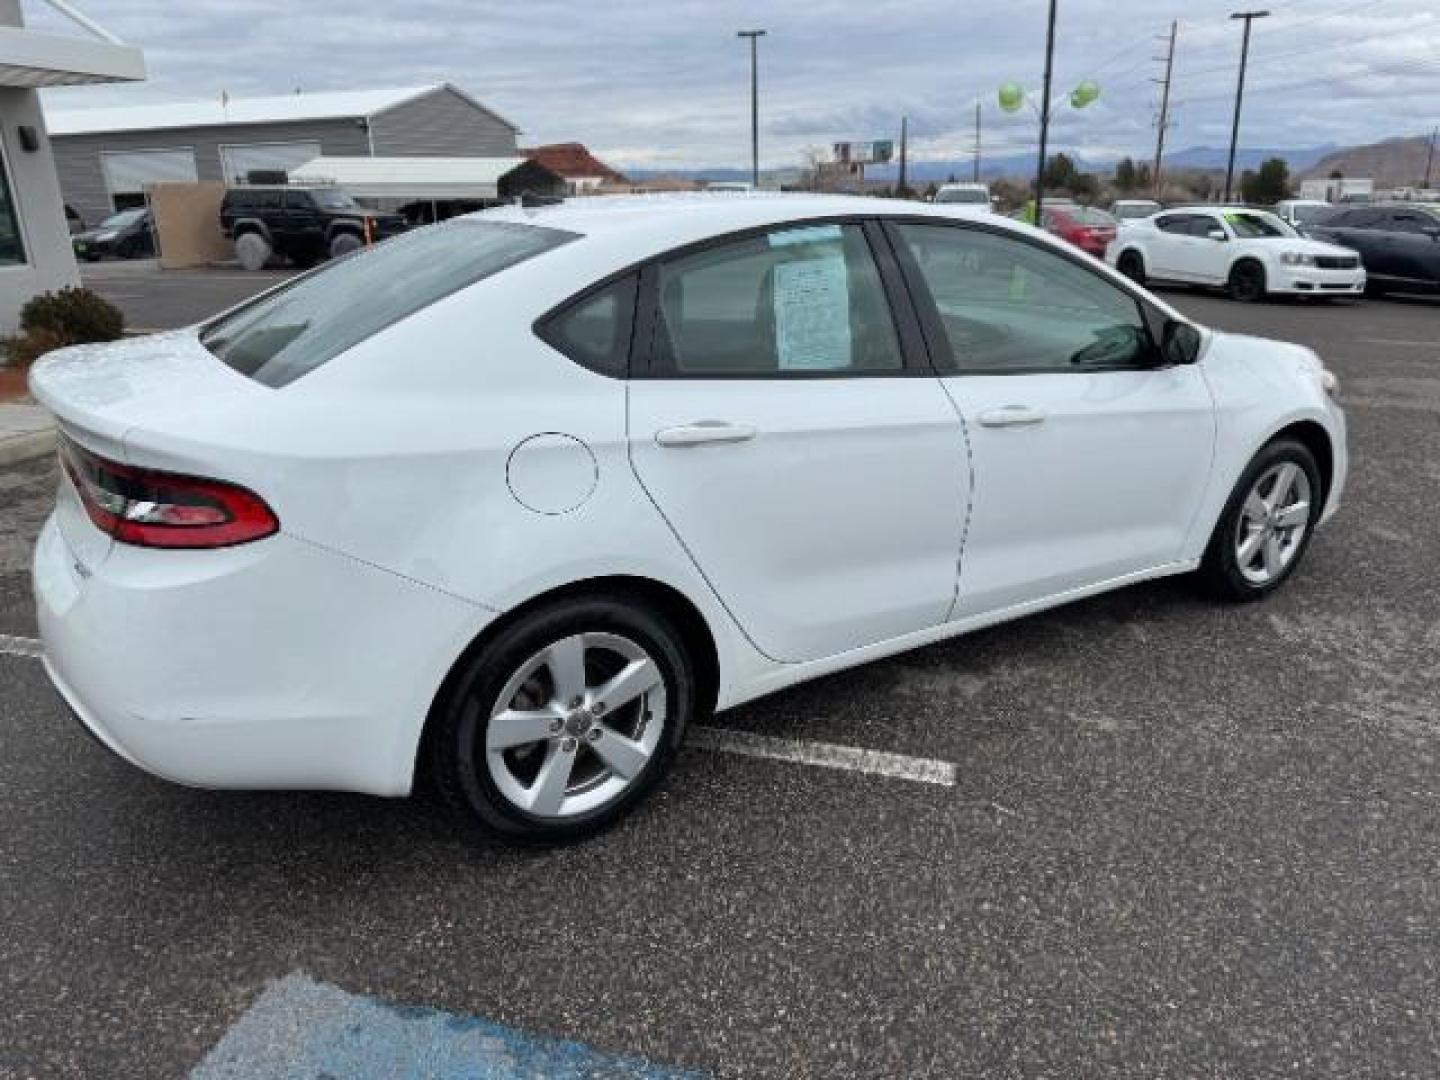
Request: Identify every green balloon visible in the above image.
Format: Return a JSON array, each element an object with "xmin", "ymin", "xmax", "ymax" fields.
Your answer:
[
  {"xmin": 998, "ymin": 82, "xmax": 1025, "ymax": 113},
  {"xmin": 1070, "ymin": 79, "xmax": 1100, "ymax": 108}
]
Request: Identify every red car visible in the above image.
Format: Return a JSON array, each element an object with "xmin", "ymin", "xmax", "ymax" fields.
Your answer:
[{"xmin": 1041, "ymin": 205, "xmax": 1118, "ymax": 258}]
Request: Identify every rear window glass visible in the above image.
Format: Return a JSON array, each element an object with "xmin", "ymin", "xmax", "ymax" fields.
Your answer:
[{"xmin": 202, "ymin": 220, "xmax": 577, "ymax": 387}]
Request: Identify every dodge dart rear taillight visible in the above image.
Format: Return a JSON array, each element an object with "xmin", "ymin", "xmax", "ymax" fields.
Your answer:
[{"xmin": 60, "ymin": 436, "xmax": 278, "ymax": 549}]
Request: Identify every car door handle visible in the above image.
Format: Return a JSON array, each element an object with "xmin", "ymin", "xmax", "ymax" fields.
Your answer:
[
  {"xmin": 654, "ymin": 420, "xmax": 758, "ymax": 447},
  {"xmin": 977, "ymin": 406, "xmax": 1047, "ymax": 428}
]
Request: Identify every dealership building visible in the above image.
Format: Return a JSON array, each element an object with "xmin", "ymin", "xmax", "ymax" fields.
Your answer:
[
  {"xmin": 0, "ymin": 0, "xmax": 144, "ymax": 329},
  {"xmin": 46, "ymin": 83, "xmax": 523, "ymax": 228}
]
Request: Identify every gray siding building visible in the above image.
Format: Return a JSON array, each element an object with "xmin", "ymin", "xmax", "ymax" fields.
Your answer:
[{"xmin": 46, "ymin": 84, "xmax": 519, "ymax": 227}]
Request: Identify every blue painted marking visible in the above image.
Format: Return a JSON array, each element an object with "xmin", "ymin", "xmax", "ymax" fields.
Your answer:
[{"xmin": 193, "ymin": 972, "xmax": 702, "ymax": 1079}]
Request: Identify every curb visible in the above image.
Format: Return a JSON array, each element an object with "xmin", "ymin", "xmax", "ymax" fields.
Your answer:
[{"xmin": 0, "ymin": 427, "xmax": 56, "ymax": 468}]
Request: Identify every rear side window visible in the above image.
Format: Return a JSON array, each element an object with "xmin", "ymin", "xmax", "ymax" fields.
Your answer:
[
  {"xmin": 536, "ymin": 275, "xmax": 637, "ymax": 378},
  {"xmin": 202, "ymin": 220, "xmax": 578, "ymax": 387}
]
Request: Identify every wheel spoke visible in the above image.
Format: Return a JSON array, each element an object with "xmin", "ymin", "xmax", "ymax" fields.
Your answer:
[
  {"xmin": 487, "ymin": 708, "xmax": 558, "ymax": 750},
  {"xmin": 1275, "ymin": 501, "xmax": 1310, "ymax": 530},
  {"xmin": 1237, "ymin": 526, "xmax": 1266, "ymax": 566},
  {"xmin": 525, "ymin": 743, "xmax": 575, "ymax": 816},
  {"xmin": 1263, "ymin": 532, "xmax": 1285, "ymax": 577},
  {"xmin": 1266, "ymin": 464, "xmax": 1297, "ymax": 510},
  {"xmin": 544, "ymin": 636, "xmax": 588, "ymax": 704},
  {"xmin": 589, "ymin": 726, "xmax": 651, "ymax": 780},
  {"xmin": 594, "ymin": 658, "xmax": 661, "ymax": 713}
]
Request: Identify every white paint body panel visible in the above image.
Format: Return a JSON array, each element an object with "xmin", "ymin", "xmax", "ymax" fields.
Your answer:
[
  {"xmin": 28, "ymin": 194, "xmax": 1347, "ymax": 796},
  {"xmin": 943, "ymin": 365, "xmax": 1215, "ymax": 616}
]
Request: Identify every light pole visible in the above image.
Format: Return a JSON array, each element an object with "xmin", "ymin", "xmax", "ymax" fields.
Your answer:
[
  {"xmin": 1224, "ymin": 10, "xmax": 1269, "ymax": 203},
  {"xmin": 1033, "ymin": 0, "xmax": 1059, "ymax": 224},
  {"xmin": 737, "ymin": 29, "xmax": 766, "ymax": 187}
]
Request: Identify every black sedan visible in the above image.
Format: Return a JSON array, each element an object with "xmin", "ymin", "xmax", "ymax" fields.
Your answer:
[
  {"xmin": 72, "ymin": 208, "xmax": 155, "ymax": 261},
  {"xmin": 1306, "ymin": 203, "xmax": 1440, "ymax": 296}
]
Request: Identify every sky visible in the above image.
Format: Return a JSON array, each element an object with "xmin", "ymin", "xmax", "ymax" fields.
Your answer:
[{"xmin": 28, "ymin": 0, "xmax": 1440, "ymax": 170}]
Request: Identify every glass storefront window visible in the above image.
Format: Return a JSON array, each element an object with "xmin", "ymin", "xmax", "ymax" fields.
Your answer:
[{"xmin": 0, "ymin": 145, "xmax": 27, "ymax": 267}]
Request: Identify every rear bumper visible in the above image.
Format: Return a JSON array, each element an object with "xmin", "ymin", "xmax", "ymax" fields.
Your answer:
[{"xmin": 33, "ymin": 513, "xmax": 489, "ymax": 796}]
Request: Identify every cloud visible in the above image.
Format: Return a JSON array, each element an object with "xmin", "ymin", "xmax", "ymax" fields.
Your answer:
[{"xmin": 29, "ymin": 0, "xmax": 1440, "ymax": 169}]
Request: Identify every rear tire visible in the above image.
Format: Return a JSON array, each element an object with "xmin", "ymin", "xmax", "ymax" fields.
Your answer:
[
  {"xmin": 1197, "ymin": 438, "xmax": 1322, "ymax": 602},
  {"xmin": 429, "ymin": 594, "xmax": 694, "ymax": 843},
  {"xmin": 1228, "ymin": 259, "xmax": 1267, "ymax": 303},
  {"xmin": 1117, "ymin": 249, "xmax": 1146, "ymax": 285},
  {"xmin": 234, "ymin": 231, "xmax": 272, "ymax": 271}
]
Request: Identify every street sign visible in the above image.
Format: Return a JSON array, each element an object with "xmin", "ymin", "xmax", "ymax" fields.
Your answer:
[{"xmin": 833, "ymin": 140, "xmax": 894, "ymax": 165}]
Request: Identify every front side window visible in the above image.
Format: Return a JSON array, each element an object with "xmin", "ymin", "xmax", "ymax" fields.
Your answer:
[
  {"xmin": 893, "ymin": 222, "xmax": 1156, "ymax": 374},
  {"xmin": 652, "ymin": 223, "xmax": 904, "ymax": 376},
  {"xmin": 202, "ymin": 220, "xmax": 578, "ymax": 387},
  {"xmin": 1387, "ymin": 211, "xmax": 1439, "ymax": 234}
]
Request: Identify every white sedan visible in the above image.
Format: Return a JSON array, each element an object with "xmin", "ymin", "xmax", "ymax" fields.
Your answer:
[
  {"xmin": 30, "ymin": 194, "xmax": 1347, "ymax": 842},
  {"xmin": 1106, "ymin": 206, "xmax": 1365, "ymax": 301}
]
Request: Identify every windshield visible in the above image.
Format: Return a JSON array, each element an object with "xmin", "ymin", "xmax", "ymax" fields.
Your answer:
[
  {"xmin": 936, "ymin": 188, "xmax": 989, "ymax": 204},
  {"xmin": 1290, "ymin": 204, "xmax": 1327, "ymax": 224},
  {"xmin": 97, "ymin": 209, "xmax": 147, "ymax": 231},
  {"xmin": 1114, "ymin": 202, "xmax": 1160, "ymax": 219},
  {"xmin": 202, "ymin": 220, "xmax": 578, "ymax": 387},
  {"xmin": 309, "ymin": 188, "xmax": 359, "ymax": 210},
  {"xmin": 1224, "ymin": 211, "xmax": 1296, "ymax": 239}
]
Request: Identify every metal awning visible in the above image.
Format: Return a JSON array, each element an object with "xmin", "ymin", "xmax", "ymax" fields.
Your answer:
[
  {"xmin": 0, "ymin": 1, "xmax": 144, "ymax": 88},
  {"xmin": 288, "ymin": 156, "xmax": 540, "ymax": 201}
]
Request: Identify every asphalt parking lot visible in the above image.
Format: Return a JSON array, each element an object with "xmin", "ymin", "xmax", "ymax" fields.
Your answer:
[{"xmin": 3, "ymin": 268, "xmax": 1439, "ymax": 1077}]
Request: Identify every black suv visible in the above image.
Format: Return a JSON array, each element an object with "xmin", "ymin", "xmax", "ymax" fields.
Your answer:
[
  {"xmin": 220, "ymin": 185, "xmax": 408, "ymax": 268},
  {"xmin": 1307, "ymin": 203, "xmax": 1440, "ymax": 296}
]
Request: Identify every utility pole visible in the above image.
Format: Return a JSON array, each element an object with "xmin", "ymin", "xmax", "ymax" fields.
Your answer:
[
  {"xmin": 1033, "ymin": 0, "xmax": 1059, "ymax": 223},
  {"xmin": 1424, "ymin": 126, "xmax": 1437, "ymax": 190},
  {"xmin": 973, "ymin": 101, "xmax": 982, "ymax": 182},
  {"xmin": 1151, "ymin": 21, "xmax": 1177, "ymax": 200},
  {"xmin": 1224, "ymin": 10, "xmax": 1269, "ymax": 203},
  {"xmin": 737, "ymin": 29, "xmax": 766, "ymax": 187},
  {"xmin": 898, "ymin": 115, "xmax": 909, "ymax": 195}
]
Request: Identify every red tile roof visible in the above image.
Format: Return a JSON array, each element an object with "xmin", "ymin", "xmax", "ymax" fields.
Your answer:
[{"xmin": 521, "ymin": 143, "xmax": 628, "ymax": 184}]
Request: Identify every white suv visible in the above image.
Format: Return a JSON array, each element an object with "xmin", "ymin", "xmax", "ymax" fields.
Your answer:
[{"xmin": 1106, "ymin": 206, "xmax": 1364, "ymax": 301}]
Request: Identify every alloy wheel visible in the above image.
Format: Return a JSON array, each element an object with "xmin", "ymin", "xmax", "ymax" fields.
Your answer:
[
  {"xmin": 1234, "ymin": 462, "xmax": 1312, "ymax": 585},
  {"xmin": 484, "ymin": 632, "xmax": 667, "ymax": 819}
]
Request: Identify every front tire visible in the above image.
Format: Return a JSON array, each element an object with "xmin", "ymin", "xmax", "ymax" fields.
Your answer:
[
  {"xmin": 1228, "ymin": 259, "xmax": 1267, "ymax": 303},
  {"xmin": 1198, "ymin": 438, "xmax": 1322, "ymax": 602},
  {"xmin": 234, "ymin": 231, "xmax": 272, "ymax": 271},
  {"xmin": 430, "ymin": 595, "xmax": 694, "ymax": 843}
]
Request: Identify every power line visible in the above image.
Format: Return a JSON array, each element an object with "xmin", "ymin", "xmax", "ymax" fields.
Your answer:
[{"xmin": 1174, "ymin": 50, "xmax": 1440, "ymax": 104}]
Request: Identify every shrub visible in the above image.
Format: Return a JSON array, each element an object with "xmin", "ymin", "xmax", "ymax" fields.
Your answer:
[
  {"xmin": 3, "ymin": 287, "xmax": 125, "ymax": 370},
  {"xmin": 4, "ymin": 326, "xmax": 71, "ymax": 368},
  {"xmin": 20, "ymin": 287, "xmax": 124, "ymax": 344}
]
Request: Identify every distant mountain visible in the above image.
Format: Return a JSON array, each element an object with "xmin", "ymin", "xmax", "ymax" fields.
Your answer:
[
  {"xmin": 1300, "ymin": 136, "xmax": 1435, "ymax": 188},
  {"xmin": 1161, "ymin": 145, "xmax": 1339, "ymax": 172}
]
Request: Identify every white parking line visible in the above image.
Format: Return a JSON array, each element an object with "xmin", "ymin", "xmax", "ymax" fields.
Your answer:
[
  {"xmin": 689, "ymin": 726, "xmax": 958, "ymax": 787},
  {"xmin": 1357, "ymin": 338, "xmax": 1437, "ymax": 349},
  {"xmin": 0, "ymin": 633, "xmax": 958, "ymax": 788},
  {"xmin": 0, "ymin": 634, "xmax": 42, "ymax": 659}
]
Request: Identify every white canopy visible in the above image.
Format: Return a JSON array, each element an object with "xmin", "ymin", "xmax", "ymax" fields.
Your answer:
[{"xmin": 288, "ymin": 156, "xmax": 533, "ymax": 201}]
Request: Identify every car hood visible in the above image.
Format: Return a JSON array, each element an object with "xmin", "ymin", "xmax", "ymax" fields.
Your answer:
[{"xmin": 1258, "ymin": 237, "xmax": 1357, "ymax": 258}]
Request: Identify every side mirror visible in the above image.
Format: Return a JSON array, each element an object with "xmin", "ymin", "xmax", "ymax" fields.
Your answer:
[
  {"xmin": 1425, "ymin": 227, "xmax": 1440, "ymax": 241},
  {"xmin": 1207, "ymin": 229, "xmax": 1228, "ymax": 242},
  {"xmin": 1161, "ymin": 319, "xmax": 1202, "ymax": 366}
]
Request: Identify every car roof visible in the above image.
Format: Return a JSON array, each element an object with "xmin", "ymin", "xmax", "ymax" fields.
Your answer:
[{"xmin": 473, "ymin": 192, "xmax": 1009, "ymax": 264}]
